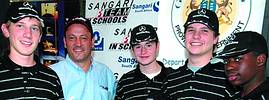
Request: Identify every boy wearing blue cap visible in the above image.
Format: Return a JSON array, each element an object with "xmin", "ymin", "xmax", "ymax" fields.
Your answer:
[{"xmin": 217, "ymin": 31, "xmax": 269, "ymax": 99}]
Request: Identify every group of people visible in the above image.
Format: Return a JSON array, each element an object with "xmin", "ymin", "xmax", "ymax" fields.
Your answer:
[{"xmin": 0, "ymin": 1, "xmax": 268, "ymax": 100}]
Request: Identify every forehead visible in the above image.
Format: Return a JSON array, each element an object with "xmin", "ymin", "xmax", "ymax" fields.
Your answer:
[
  {"xmin": 66, "ymin": 24, "xmax": 91, "ymax": 35},
  {"xmin": 136, "ymin": 41, "xmax": 156, "ymax": 45},
  {"xmin": 16, "ymin": 17, "xmax": 41, "ymax": 25},
  {"xmin": 187, "ymin": 23, "xmax": 210, "ymax": 29}
]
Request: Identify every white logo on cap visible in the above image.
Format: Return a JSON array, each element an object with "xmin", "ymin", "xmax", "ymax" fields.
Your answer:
[
  {"xmin": 139, "ymin": 26, "xmax": 146, "ymax": 32},
  {"xmin": 23, "ymin": 2, "xmax": 32, "ymax": 8},
  {"xmin": 198, "ymin": 9, "xmax": 206, "ymax": 15}
]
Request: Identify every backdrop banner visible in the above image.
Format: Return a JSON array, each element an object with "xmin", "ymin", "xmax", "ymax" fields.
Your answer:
[{"xmin": 85, "ymin": 0, "xmax": 266, "ymax": 80}]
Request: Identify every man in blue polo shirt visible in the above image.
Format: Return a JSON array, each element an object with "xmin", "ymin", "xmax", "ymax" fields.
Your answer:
[{"xmin": 50, "ymin": 16, "xmax": 116, "ymax": 100}]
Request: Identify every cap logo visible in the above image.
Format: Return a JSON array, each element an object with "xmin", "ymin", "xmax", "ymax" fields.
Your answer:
[
  {"xmin": 23, "ymin": 2, "xmax": 32, "ymax": 8},
  {"xmin": 198, "ymin": 9, "xmax": 206, "ymax": 15},
  {"xmin": 135, "ymin": 25, "xmax": 151, "ymax": 35},
  {"xmin": 139, "ymin": 26, "xmax": 146, "ymax": 32}
]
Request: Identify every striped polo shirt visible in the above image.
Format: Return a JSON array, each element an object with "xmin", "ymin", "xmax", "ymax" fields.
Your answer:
[
  {"xmin": 162, "ymin": 60, "xmax": 236, "ymax": 100},
  {"xmin": 0, "ymin": 55, "xmax": 64, "ymax": 99},
  {"xmin": 115, "ymin": 61, "xmax": 174, "ymax": 100}
]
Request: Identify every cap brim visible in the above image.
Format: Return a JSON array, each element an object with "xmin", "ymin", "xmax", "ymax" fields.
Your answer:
[
  {"xmin": 216, "ymin": 48, "xmax": 250, "ymax": 58},
  {"xmin": 11, "ymin": 15, "xmax": 44, "ymax": 27},
  {"xmin": 184, "ymin": 21, "xmax": 212, "ymax": 30}
]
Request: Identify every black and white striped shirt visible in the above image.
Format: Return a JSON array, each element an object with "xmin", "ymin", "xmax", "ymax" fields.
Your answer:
[
  {"xmin": 162, "ymin": 60, "xmax": 236, "ymax": 100},
  {"xmin": 115, "ymin": 61, "xmax": 174, "ymax": 100},
  {"xmin": 0, "ymin": 55, "xmax": 64, "ymax": 100},
  {"xmin": 230, "ymin": 79, "xmax": 269, "ymax": 100}
]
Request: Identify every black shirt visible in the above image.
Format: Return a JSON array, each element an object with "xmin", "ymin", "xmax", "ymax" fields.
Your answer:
[
  {"xmin": 0, "ymin": 54, "xmax": 64, "ymax": 99},
  {"xmin": 162, "ymin": 60, "xmax": 236, "ymax": 100},
  {"xmin": 230, "ymin": 78, "xmax": 269, "ymax": 100},
  {"xmin": 115, "ymin": 61, "xmax": 174, "ymax": 100}
]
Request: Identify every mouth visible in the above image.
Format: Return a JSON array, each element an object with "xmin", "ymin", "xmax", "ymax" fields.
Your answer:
[
  {"xmin": 227, "ymin": 73, "xmax": 239, "ymax": 81},
  {"xmin": 73, "ymin": 47, "xmax": 84, "ymax": 52},
  {"xmin": 140, "ymin": 56, "xmax": 149, "ymax": 59},
  {"xmin": 20, "ymin": 40, "xmax": 32, "ymax": 46},
  {"xmin": 190, "ymin": 41, "xmax": 203, "ymax": 46}
]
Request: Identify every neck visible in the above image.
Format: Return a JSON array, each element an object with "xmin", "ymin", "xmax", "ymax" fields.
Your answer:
[
  {"xmin": 75, "ymin": 60, "xmax": 92, "ymax": 72},
  {"xmin": 188, "ymin": 54, "xmax": 212, "ymax": 67},
  {"xmin": 139, "ymin": 61, "xmax": 161, "ymax": 74},
  {"xmin": 242, "ymin": 74, "xmax": 266, "ymax": 97},
  {"xmin": 9, "ymin": 52, "xmax": 35, "ymax": 67}
]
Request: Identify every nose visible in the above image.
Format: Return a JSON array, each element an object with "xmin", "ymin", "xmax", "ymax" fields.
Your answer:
[
  {"xmin": 23, "ymin": 28, "xmax": 32, "ymax": 39},
  {"xmin": 224, "ymin": 59, "xmax": 236, "ymax": 71},
  {"xmin": 192, "ymin": 31, "xmax": 201, "ymax": 39},
  {"xmin": 140, "ymin": 46, "xmax": 147, "ymax": 54},
  {"xmin": 75, "ymin": 38, "xmax": 82, "ymax": 46}
]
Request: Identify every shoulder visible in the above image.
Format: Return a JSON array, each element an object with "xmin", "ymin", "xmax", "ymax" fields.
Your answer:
[
  {"xmin": 91, "ymin": 60, "xmax": 115, "ymax": 80},
  {"xmin": 92, "ymin": 60, "xmax": 114, "ymax": 73},
  {"xmin": 118, "ymin": 68, "xmax": 138, "ymax": 81},
  {"xmin": 49, "ymin": 60, "xmax": 66, "ymax": 71},
  {"xmin": 120, "ymin": 69, "xmax": 137, "ymax": 79},
  {"xmin": 0, "ymin": 55, "xmax": 7, "ymax": 68},
  {"xmin": 37, "ymin": 64, "xmax": 60, "ymax": 79},
  {"xmin": 164, "ymin": 67, "xmax": 175, "ymax": 74}
]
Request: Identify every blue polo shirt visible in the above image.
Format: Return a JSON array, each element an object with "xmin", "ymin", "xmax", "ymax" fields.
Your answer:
[{"xmin": 51, "ymin": 55, "xmax": 116, "ymax": 100}]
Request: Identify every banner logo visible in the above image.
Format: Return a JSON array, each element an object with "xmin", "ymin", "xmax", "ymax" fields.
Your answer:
[
  {"xmin": 171, "ymin": 0, "xmax": 251, "ymax": 52},
  {"xmin": 93, "ymin": 31, "xmax": 104, "ymax": 51},
  {"xmin": 86, "ymin": 0, "xmax": 134, "ymax": 25},
  {"xmin": 132, "ymin": 1, "xmax": 159, "ymax": 12}
]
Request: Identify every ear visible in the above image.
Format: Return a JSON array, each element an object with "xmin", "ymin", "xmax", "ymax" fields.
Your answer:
[
  {"xmin": 1, "ymin": 23, "xmax": 10, "ymax": 38},
  {"xmin": 156, "ymin": 42, "xmax": 160, "ymax": 53},
  {"xmin": 91, "ymin": 37, "xmax": 95, "ymax": 49},
  {"xmin": 63, "ymin": 37, "xmax": 67, "ymax": 48},
  {"xmin": 213, "ymin": 36, "xmax": 219, "ymax": 44},
  {"xmin": 256, "ymin": 53, "xmax": 266, "ymax": 68},
  {"xmin": 38, "ymin": 34, "xmax": 42, "ymax": 43}
]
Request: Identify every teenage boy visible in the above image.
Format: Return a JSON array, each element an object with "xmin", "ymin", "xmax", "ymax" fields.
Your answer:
[
  {"xmin": 217, "ymin": 31, "xmax": 269, "ymax": 99},
  {"xmin": 0, "ymin": 2, "xmax": 64, "ymax": 99},
  {"xmin": 115, "ymin": 24, "xmax": 173, "ymax": 100}
]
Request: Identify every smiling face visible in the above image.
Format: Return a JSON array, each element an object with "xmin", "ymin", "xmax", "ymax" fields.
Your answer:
[
  {"xmin": 64, "ymin": 23, "xmax": 93, "ymax": 64},
  {"xmin": 1, "ymin": 17, "xmax": 42, "ymax": 57},
  {"xmin": 185, "ymin": 23, "xmax": 218, "ymax": 57},
  {"xmin": 132, "ymin": 41, "xmax": 159, "ymax": 66}
]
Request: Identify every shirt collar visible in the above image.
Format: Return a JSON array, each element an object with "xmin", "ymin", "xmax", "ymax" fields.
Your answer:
[{"xmin": 65, "ymin": 54, "xmax": 94, "ymax": 72}]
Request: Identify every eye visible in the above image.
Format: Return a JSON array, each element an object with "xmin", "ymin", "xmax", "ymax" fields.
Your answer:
[
  {"xmin": 186, "ymin": 28, "xmax": 194, "ymax": 33},
  {"xmin": 133, "ymin": 45, "xmax": 141, "ymax": 49},
  {"xmin": 31, "ymin": 26, "xmax": 40, "ymax": 33},
  {"xmin": 223, "ymin": 59, "xmax": 229, "ymax": 64},
  {"xmin": 202, "ymin": 29, "xmax": 209, "ymax": 33},
  {"xmin": 145, "ymin": 43, "xmax": 153, "ymax": 48},
  {"xmin": 234, "ymin": 56, "xmax": 242, "ymax": 62},
  {"xmin": 67, "ymin": 36, "xmax": 75, "ymax": 40},
  {"xmin": 80, "ymin": 36, "xmax": 89, "ymax": 40},
  {"xmin": 16, "ymin": 24, "xmax": 24, "ymax": 29}
]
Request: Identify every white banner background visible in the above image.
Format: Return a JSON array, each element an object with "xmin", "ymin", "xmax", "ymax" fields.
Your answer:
[{"xmin": 85, "ymin": 0, "xmax": 266, "ymax": 80}]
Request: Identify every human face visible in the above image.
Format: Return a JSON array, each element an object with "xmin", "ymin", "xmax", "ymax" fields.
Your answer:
[
  {"xmin": 1, "ymin": 17, "xmax": 42, "ymax": 57},
  {"xmin": 64, "ymin": 24, "xmax": 93, "ymax": 63},
  {"xmin": 132, "ymin": 41, "xmax": 159, "ymax": 66},
  {"xmin": 185, "ymin": 23, "xmax": 218, "ymax": 56},
  {"xmin": 223, "ymin": 52, "xmax": 259, "ymax": 86}
]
